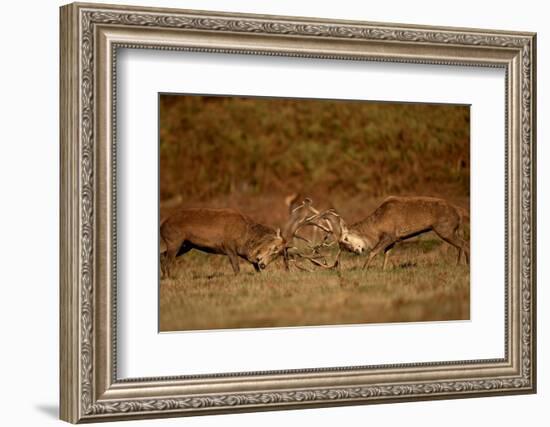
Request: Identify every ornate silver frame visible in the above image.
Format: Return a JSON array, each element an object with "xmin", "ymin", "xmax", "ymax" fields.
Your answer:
[{"xmin": 60, "ymin": 2, "xmax": 536, "ymax": 423}]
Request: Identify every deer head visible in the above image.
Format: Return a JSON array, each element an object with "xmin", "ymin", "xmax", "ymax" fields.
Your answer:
[
  {"xmin": 309, "ymin": 210, "xmax": 368, "ymax": 255},
  {"xmin": 251, "ymin": 228, "xmax": 285, "ymax": 270}
]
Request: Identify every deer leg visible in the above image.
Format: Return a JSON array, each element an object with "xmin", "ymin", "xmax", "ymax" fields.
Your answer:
[
  {"xmin": 457, "ymin": 228, "xmax": 470, "ymax": 265},
  {"xmin": 159, "ymin": 253, "xmax": 166, "ymax": 279},
  {"xmin": 160, "ymin": 252, "xmax": 172, "ymax": 279},
  {"xmin": 450, "ymin": 240, "xmax": 468, "ymax": 266},
  {"xmin": 363, "ymin": 252, "xmax": 377, "ymax": 270},
  {"xmin": 457, "ymin": 247, "xmax": 463, "ymax": 265},
  {"xmin": 227, "ymin": 252, "xmax": 240, "ymax": 274},
  {"xmin": 164, "ymin": 246, "xmax": 179, "ymax": 279},
  {"xmin": 451, "ymin": 229, "xmax": 464, "ymax": 265},
  {"xmin": 464, "ymin": 245, "xmax": 470, "ymax": 265},
  {"xmin": 165, "ymin": 242, "xmax": 192, "ymax": 278},
  {"xmin": 283, "ymin": 248, "xmax": 290, "ymax": 271},
  {"xmin": 434, "ymin": 227, "xmax": 469, "ymax": 266},
  {"xmin": 362, "ymin": 235, "xmax": 394, "ymax": 270},
  {"xmin": 383, "ymin": 247, "xmax": 393, "ymax": 270}
]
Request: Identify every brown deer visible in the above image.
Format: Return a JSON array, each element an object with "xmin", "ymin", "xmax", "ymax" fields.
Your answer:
[
  {"xmin": 160, "ymin": 208, "xmax": 285, "ymax": 276},
  {"xmin": 312, "ymin": 196, "xmax": 469, "ymax": 270}
]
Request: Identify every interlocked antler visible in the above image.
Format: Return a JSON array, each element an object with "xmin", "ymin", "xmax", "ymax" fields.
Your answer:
[
  {"xmin": 282, "ymin": 200, "xmax": 341, "ymax": 270},
  {"xmin": 281, "ymin": 198, "xmax": 318, "ymax": 242},
  {"xmin": 297, "ymin": 208, "xmax": 349, "ymax": 270},
  {"xmin": 310, "ymin": 209, "xmax": 346, "ymax": 241}
]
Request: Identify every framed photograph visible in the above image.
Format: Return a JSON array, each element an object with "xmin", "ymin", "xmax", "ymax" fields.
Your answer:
[{"xmin": 60, "ymin": 2, "xmax": 536, "ymax": 423}]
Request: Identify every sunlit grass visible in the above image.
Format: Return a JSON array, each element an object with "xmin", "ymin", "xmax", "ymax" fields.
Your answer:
[
  {"xmin": 159, "ymin": 237, "xmax": 469, "ymax": 331},
  {"xmin": 158, "ymin": 95, "xmax": 470, "ymax": 332}
]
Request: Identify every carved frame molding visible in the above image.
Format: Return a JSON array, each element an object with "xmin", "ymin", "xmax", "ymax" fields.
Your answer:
[{"xmin": 60, "ymin": 2, "xmax": 536, "ymax": 423}]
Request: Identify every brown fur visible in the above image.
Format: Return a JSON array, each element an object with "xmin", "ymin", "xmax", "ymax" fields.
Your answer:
[
  {"xmin": 160, "ymin": 208, "xmax": 284, "ymax": 276},
  {"xmin": 349, "ymin": 196, "xmax": 470, "ymax": 269}
]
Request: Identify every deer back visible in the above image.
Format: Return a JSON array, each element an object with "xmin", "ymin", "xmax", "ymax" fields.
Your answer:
[
  {"xmin": 161, "ymin": 208, "xmax": 252, "ymax": 251},
  {"xmin": 354, "ymin": 196, "xmax": 462, "ymax": 238}
]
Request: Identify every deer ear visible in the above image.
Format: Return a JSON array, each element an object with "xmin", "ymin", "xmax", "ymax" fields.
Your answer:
[
  {"xmin": 304, "ymin": 197, "xmax": 312, "ymax": 205},
  {"xmin": 284, "ymin": 193, "xmax": 299, "ymax": 207}
]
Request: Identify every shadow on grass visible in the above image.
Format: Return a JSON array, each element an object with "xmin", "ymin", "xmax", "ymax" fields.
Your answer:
[
  {"xmin": 398, "ymin": 261, "xmax": 418, "ymax": 269},
  {"xmin": 190, "ymin": 271, "xmax": 259, "ymax": 280}
]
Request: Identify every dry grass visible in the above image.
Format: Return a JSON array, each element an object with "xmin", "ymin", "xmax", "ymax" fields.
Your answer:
[
  {"xmin": 158, "ymin": 95, "xmax": 470, "ymax": 332},
  {"xmin": 159, "ymin": 236, "xmax": 469, "ymax": 331}
]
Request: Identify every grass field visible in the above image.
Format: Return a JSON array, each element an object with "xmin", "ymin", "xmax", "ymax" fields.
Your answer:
[
  {"xmin": 159, "ymin": 95, "xmax": 470, "ymax": 332},
  {"xmin": 159, "ymin": 236, "xmax": 469, "ymax": 331}
]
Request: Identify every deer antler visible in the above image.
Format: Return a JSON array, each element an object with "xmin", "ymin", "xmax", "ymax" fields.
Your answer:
[
  {"xmin": 291, "ymin": 248, "xmax": 341, "ymax": 270},
  {"xmin": 281, "ymin": 198, "xmax": 318, "ymax": 242},
  {"xmin": 282, "ymin": 200, "xmax": 343, "ymax": 271},
  {"xmin": 281, "ymin": 198, "xmax": 316, "ymax": 270},
  {"xmin": 312, "ymin": 209, "xmax": 349, "ymax": 239}
]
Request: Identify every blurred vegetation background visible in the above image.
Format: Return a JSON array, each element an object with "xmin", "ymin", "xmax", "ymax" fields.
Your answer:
[{"xmin": 160, "ymin": 95, "xmax": 469, "ymax": 224}]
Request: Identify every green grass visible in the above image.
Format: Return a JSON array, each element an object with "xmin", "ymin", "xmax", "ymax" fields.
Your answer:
[{"xmin": 159, "ymin": 237, "xmax": 469, "ymax": 331}]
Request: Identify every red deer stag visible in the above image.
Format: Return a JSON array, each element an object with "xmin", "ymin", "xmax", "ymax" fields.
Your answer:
[
  {"xmin": 312, "ymin": 196, "xmax": 469, "ymax": 270},
  {"xmin": 159, "ymin": 208, "xmax": 285, "ymax": 276}
]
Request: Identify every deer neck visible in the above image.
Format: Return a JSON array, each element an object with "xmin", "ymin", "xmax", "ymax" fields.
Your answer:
[
  {"xmin": 239, "ymin": 226, "xmax": 257, "ymax": 260},
  {"xmin": 240, "ymin": 222, "xmax": 272, "ymax": 260}
]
